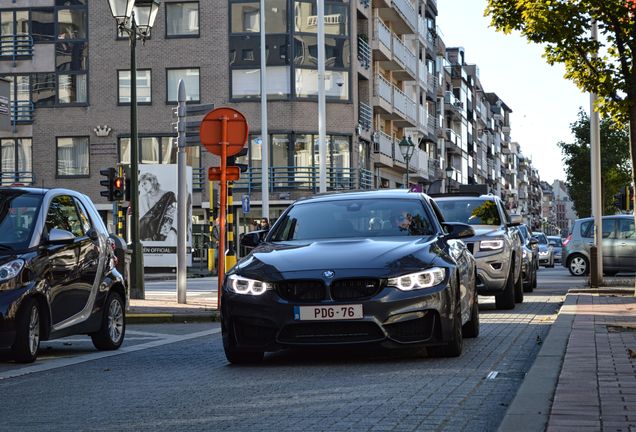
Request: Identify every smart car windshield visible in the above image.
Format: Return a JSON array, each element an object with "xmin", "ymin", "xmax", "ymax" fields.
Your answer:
[
  {"xmin": 435, "ymin": 198, "xmax": 502, "ymax": 226},
  {"xmin": 269, "ymin": 198, "xmax": 435, "ymax": 241},
  {"xmin": 0, "ymin": 191, "xmax": 43, "ymax": 249}
]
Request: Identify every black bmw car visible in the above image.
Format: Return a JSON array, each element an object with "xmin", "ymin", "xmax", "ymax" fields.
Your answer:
[
  {"xmin": 222, "ymin": 190, "xmax": 478, "ymax": 364},
  {"xmin": 0, "ymin": 187, "xmax": 127, "ymax": 363}
]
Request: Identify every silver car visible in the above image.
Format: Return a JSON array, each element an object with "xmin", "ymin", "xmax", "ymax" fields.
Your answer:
[
  {"xmin": 562, "ymin": 215, "xmax": 636, "ymax": 276},
  {"xmin": 533, "ymin": 232, "xmax": 555, "ymax": 268},
  {"xmin": 547, "ymin": 236, "xmax": 563, "ymax": 263}
]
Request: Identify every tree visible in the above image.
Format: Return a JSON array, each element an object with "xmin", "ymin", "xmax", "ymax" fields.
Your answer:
[
  {"xmin": 486, "ymin": 0, "xmax": 636, "ymax": 291},
  {"xmin": 558, "ymin": 110, "xmax": 631, "ymax": 216}
]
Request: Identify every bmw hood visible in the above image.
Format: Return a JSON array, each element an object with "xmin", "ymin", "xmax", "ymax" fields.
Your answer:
[{"xmin": 233, "ymin": 237, "xmax": 445, "ymax": 280}]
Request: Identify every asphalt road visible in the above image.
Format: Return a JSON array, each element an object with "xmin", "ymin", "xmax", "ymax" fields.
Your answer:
[{"xmin": 0, "ymin": 267, "xmax": 582, "ymax": 432}]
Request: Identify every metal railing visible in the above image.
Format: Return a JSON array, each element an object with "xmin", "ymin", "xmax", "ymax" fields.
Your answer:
[
  {"xmin": 427, "ymin": 74, "xmax": 437, "ymax": 94},
  {"xmin": 0, "ymin": 34, "xmax": 34, "ymax": 64},
  {"xmin": 232, "ymin": 166, "xmax": 365, "ymax": 193},
  {"xmin": 392, "ymin": 0, "xmax": 417, "ymax": 30},
  {"xmin": 192, "ymin": 167, "xmax": 205, "ymax": 191},
  {"xmin": 359, "ymin": 168, "xmax": 374, "ymax": 189},
  {"xmin": 414, "ymin": 150, "xmax": 429, "ymax": 178},
  {"xmin": 0, "ymin": 171, "xmax": 34, "ymax": 186},
  {"xmin": 357, "ymin": 35, "xmax": 371, "ymax": 69},
  {"xmin": 444, "ymin": 91, "xmax": 463, "ymax": 109},
  {"xmin": 11, "ymin": 100, "xmax": 34, "ymax": 124},
  {"xmin": 374, "ymin": 17, "xmax": 392, "ymax": 50},
  {"xmin": 392, "ymin": 35, "xmax": 416, "ymax": 77},
  {"xmin": 358, "ymin": 102, "xmax": 372, "ymax": 131},
  {"xmin": 375, "ymin": 74, "xmax": 393, "ymax": 104},
  {"xmin": 445, "ymin": 128, "xmax": 463, "ymax": 149},
  {"xmin": 427, "ymin": 115, "xmax": 437, "ymax": 136},
  {"xmin": 393, "ymin": 87, "xmax": 416, "ymax": 122},
  {"xmin": 418, "ymin": 60, "xmax": 427, "ymax": 84},
  {"xmin": 375, "ymin": 131, "xmax": 394, "ymax": 157}
]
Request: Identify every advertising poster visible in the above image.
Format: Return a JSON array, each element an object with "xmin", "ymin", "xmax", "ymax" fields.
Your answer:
[{"xmin": 138, "ymin": 164, "xmax": 192, "ymax": 267}]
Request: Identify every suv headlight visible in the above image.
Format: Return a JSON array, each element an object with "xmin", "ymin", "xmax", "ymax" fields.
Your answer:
[
  {"xmin": 480, "ymin": 239, "xmax": 504, "ymax": 251},
  {"xmin": 387, "ymin": 267, "xmax": 446, "ymax": 291},
  {"xmin": 0, "ymin": 259, "xmax": 24, "ymax": 282},
  {"xmin": 227, "ymin": 274, "xmax": 272, "ymax": 295},
  {"xmin": 522, "ymin": 248, "xmax": 528, "ymax": 259}
]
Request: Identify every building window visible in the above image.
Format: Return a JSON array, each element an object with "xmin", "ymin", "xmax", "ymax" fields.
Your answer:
[
  {"xmin": 166, "ymin": 68, "xmax": 200, "ymax": 102},
  {"xmin": 32, "ymin": 73, "xmax": 56, "ymax": 107},
  {"xmin": 166, "ymin": 2, "xmax": 199, "ymax": 37},
  {"xmin": 231, "ymin": 66, "xmax": 290, "ymax": 99},
  {"xmin": 55, "ymin": 41, "xmax": 88, "ymax": 71},
  {"xmin": 118, "ymin": 70, "xmax": 152, "ymax": 104},
  {"xmin": 1, "ymin": 138, "xmax": 32, "ymax": 185},
  {"xmin": 56, "ymin": 136, "xmax": 89, "ymax": 177},
  {"xmin": 57, "ymin": 73, "xmax": 87, "ymax": 104},
  {"xmin": 119, "ymin": 136, "xmax": 200, "ymax": 169},
  {"xmin": 57, "ymin": 8, "xmax": 87, "ymax": 40}
]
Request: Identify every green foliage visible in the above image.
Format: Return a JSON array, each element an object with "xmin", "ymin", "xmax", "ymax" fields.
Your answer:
[
  {"xmin": 558, "ymin": 110, "xmax": 631, "ymax": 216},
  {"xmin": 485, "ymin": 0, "xmax": 635, "ymax": 123}
]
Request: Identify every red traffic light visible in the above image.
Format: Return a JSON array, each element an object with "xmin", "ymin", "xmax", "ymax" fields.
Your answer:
[
  {"xmin": 113, "ymin": 176, "xmax": 125, "ymax": 200},
  {"xmin": 114, "ymin": 177, "xmax": 124, "ymax": 189}
]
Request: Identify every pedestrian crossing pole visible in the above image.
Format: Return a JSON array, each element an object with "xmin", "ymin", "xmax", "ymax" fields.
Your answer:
[
  {"xmin": 116, "ymin": 164, "xmax": 125, "ymax": 238},
  {"xmin": 225, "ymin": 182, "xmax": 237, "ymax": 271},
  {"xmin": 208, "ymin": 181, "xmax": 216, "ymax": 273}
]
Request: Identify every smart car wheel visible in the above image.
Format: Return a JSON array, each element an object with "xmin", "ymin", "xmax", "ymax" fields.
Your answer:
[
  {"xmin": 91, "ymin": 292, "xmax": 125, "ymax": 350},
  {"xmin": 12, "ymin": 298, "xmax": 41, "ymax": 363},
  {"xmin": 222, "ymin": 320, "xmax": 264, "ymax": 365},
  {"xmin": 567, "ymin": 255, "xmax": 589, "ymax": 276}
]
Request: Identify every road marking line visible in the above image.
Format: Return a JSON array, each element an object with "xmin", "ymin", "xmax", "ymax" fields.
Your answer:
[
  {"xmin": 486, "ymin": 371, "xmax": 499, "ymax": 380},
  {"xmin": 0, "ymin": 328, "xmax": 220, "ymax": 381}
]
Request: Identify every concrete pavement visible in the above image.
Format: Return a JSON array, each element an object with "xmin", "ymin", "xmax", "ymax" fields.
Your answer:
[{"xmin": 498, "ymin": 288, "xmax": 636, "ymax": 432}]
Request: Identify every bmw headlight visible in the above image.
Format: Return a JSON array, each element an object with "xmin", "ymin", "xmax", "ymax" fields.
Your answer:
[
  {"xmin": 0, "ymin": 259, "xmax": 24, "ymax": 282},
  {"xmin": 387, "ymin": 267, "xmax": 446, "ymax": 291},
  {"xmin": 227, "ymin": 274, "xmax": 272, "ymax": 295},
  {"xmin": 480, "ymin": 239, "xmax": 504, "ymax": 251}
]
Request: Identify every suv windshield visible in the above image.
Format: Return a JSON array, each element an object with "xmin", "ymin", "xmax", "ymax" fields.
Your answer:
[
  {"xmin": 270, "ymin": 198, "xmax": 434, "ymax": 241},
  {"xmin": 435, "ymin": 198, "xmax": 501, "ymax": 226},
  {"xmin": 533, "ymin": 233, "xmax": 548, "ymax": 244},
  {"xmin": 0, "ymin": 191, "xmax": 43, "ymax": 249}
]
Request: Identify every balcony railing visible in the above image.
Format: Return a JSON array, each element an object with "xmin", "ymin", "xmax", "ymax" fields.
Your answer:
[
  {"xmin": 357, "ymin": 35, "xmax": 371, "ymax": 69},
  {"xmin": 360, "ymin": 168, "xmax": 374, "ymax": 189},
  {"xmin": 375, "ymin": 74, "xmax": 393, "ymax": 104},
  {"xmin": 392, "ymin": 35, "xmax": 416, "ymax": 77},
  {"xmin": 358, "ymin": 102, "xmax": 372, "ymax": 131},
  {"xmin": 444, "ymin": 91, "xmax": 463, "ymax": 110},
  {"xmin": 445, "ymin": 128, "xmax": 463, "ymax": 149},
  {"xmin": 0, "ymin": 171, "xmax": 34, "ymax": 186},
  {"xmin": 427, "ymin": 74, "xmax": 437, "ymax": 94},
  {"xmin": 418, "ymin": 60, "xmax": 427, "ymax": 84},
  {"xmin": 192, "ymin": 167, "xmax": 205, "ymax": 191},
  {"xmin": 427, "ymin": 115, "xmax": 437, "ymax": 136},
  {"xmin": 392, "ymin": 87, "xmax": 416, "ymax": 122},
  {"xmin": 413, "ymin": 150, "xmax": 429, "ymax": 178},
  {"xmin": 0, "ymin": 34, "xmax": 34, "ymax": 63},
  {"xmin": 232, "ymin": 166, "xmax": 366, "ymax": 193},
  {"xmin": 375, "ymin": 131, "xmax": 394, "ymax": 157},
  {"xmin": 374, "ymin": 17, "xmax": 392, "ymax": 51},
  {"xmin": 392, "ymin": 0, "xmax": 417, "ymax": 31},
  {"xmin": 11, "ymin": 100, "xmax": 34, "ymax": 125}
]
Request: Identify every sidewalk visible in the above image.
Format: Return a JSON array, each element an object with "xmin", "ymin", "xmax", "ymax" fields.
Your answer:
[{"xmin": 498, "ymin": 289, "xmax": 636, "ymax": 432}]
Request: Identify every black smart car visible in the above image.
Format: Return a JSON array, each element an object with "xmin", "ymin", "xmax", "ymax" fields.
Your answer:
[
  {"xmin": 222, "ymin": 190, "xmax": 478, "ymax": 364},
  {"xmin": 0, "ymin": 187, "xmax": 127, "ymax": 363}
]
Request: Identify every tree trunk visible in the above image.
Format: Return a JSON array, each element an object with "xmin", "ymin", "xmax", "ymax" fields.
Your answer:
[{"xmin": 630, "ymin": 103, "xmax": 636, "ymax": 296}]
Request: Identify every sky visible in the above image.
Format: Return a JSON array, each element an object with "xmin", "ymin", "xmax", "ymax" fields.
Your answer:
[{"xmin": 436, "ymin": 0, "xmax": 589, "ymax": 184}]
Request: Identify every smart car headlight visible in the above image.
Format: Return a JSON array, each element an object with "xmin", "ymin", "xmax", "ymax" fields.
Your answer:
[
  {"xmin": 227, "ymin": 274, "xmax": 272, "ymax": 295},
  {"xmin": 0, "ymin": 259, "xmax": 24, "ymax": 282},
  {"xmin": 480, "ymin": 239, "xmax": 504, "ymax": 251},
  {"xmin": 387, "ymin": 267, "xmax": 446, "ymax": 291}
]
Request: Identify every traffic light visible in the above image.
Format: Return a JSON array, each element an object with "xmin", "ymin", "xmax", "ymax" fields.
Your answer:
[
  {"xmin": 227, "ymin": 147, "xmax": 249, "ymax": 173},
  {"xmin": 100, "ymin": 167, "xmax": 116, "ymax": 201},
  {"xmin": 113, "ymin": 176, "xmax": 125, "ymax": 201}
]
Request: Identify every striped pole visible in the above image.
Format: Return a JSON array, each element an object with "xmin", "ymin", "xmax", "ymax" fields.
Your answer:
[
  {"xmin": 225, "ymin": 182, "xmax": 237, "ymax": 270},
  {"xmin": 117, "ymin": 205, "xmax": 124, "ymax": 238},
  {"xmin": 207, "ymin": 181, "xmax": 216, "ymax": 273}
]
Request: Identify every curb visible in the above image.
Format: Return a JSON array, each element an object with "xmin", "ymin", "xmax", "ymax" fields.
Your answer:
[
  {"xmin": 568, "ymin": 287, "xmax": 634, "ymax": 295},
  {"xmin": 497, "ymin": 294, "xmax": 577, "ymax": 432},
  {"xmin": 127, "ymin": 312, "xmax": 219, "ymax": 324}
]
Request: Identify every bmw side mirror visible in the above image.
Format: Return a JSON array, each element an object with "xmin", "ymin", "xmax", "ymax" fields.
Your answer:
[
  {"xmin": 241, "ymin": 231, "xmax": 264, "ymax": 248},
  {"xmin": 442, "ymin": 222, "xmax": 475, "ymax": 240},
  {"xmin": 47, "ymin": 228, "xmax": 76, "ymax": 244}
]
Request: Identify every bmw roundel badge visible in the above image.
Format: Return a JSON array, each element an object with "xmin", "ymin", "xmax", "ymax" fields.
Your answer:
[{"xmin": 323, "ymin": 270, "xmax": 335, "ymax": 279}]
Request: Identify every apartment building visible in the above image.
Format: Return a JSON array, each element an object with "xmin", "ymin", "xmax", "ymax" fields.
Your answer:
[
  {"xmin": 552, "ymin": 179, "xmax": 577, "ymax": 235},
  {"xmin": 0, "ymin": 0, "xmax": 543, "ymax": 235}
]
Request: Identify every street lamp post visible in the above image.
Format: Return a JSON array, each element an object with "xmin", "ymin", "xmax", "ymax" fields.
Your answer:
[
  {"xmin": 398, "ymin": 136, "xmax": 415, "ymax": 189},
  {"xmin": 106, "ymin": 0, "xmax": 160, "ymax": 299},
  {"xmin": 445, "ymin": 164, "xmax": 454, "ymax": 193}
]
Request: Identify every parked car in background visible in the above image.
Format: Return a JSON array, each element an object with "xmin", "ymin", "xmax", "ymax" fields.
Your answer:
[
  {"xmin": 562, "ymin": 215, "xmax": 636, "ymax": 276},
  {"xmin": 434, "ymin": 193, "xmax": 524, "ymax": 310},
  {"xmin": 533, "ymin": 232, "xmax": 555, "ymax": 268},
  {"xmin": 547, "ymin": 235, "xmax": 563, "ymax": 264},
  {"xmin": 517, "ymin": 224, "xmax": 539, "ymax": 292},
  {"xmin": 0, "ymin": 187, "xmax": 127, "ymax": 363},
  {"xmin": 224, "ymin": 190, "xmax": 479, "ymax": 364}
]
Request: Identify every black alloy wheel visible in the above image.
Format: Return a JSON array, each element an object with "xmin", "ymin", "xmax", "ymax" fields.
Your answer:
[{"xmin": 91, "ymin": 292, "xmax": 126, "ymax": 350}]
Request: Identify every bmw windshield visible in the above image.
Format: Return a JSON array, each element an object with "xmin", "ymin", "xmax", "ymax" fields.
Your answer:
[
  {"xmin": 436, "ymin": 198, "xmax": 502, "ymax": 226},
  {"xmin": 269, "ymin": 198, "xmax": 435, "ymax": 241},
  {"xmin": 0, "ymin": 190, "xmax": 43, "ymax": 250}
]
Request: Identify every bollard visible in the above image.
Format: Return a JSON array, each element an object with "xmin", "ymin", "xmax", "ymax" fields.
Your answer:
[{"xmin": 589, "ymin": 245, "xmax": 599, "ymax": 288}]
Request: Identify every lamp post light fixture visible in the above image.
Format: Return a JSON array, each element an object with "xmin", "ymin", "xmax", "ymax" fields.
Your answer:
[
  {"xmin": 398, "ymin": 136, "xmax": 416, "ymax": 189},
  {"xmin": 445, "ymin": 164, "xmax": 454, "ymax": 192},
  {"xmin": 106, "ymin": 0, "xmax": 160, "ymax": 299}
]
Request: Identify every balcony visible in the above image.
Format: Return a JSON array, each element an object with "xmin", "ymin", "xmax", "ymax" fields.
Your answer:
[
  {"xmin": 444, "ymin": 128, "xmax": 463, "ymax": 154},
  {"xmin": 392, "ymin": 35, "xmax": 416, "ymax": 79},
  {"xmin": 412, "ymin": 149, "xmax": 430, "ymax": 179},
  {"xmin": 393, "ymin": 86, "xmax": 416, "ymax": 124},
  {"xmin": 357, "ymin": 35, "xmax": 371, "ymax": 71},
  {"xmin": 10, "ymin": 100, "xmax": 35, "ymax": 126},
  {"xmin": 418, "ymin": 60, "xmax": 427, "ymax": 85},
  {"xmin": 1, "ymin": 171, "xmax": 34, "ymax": 186},
  {"xmin": 444, "ymin": 91, "xmax": 463, "ymax": 118},
  {"xmin": 358, "ymin": 102, "xmax": 372, "ymax": 131},
  {"xmin": 360, "ymin": 168, "xmax": 374, "ymax": 189},
  {"xmin": 374, "ymin": 74, "xmax": 393, "ymax": 113},
  {"xmin": 233, "ymin": 166, "xmax": 365, "ymax": 193},
  {"xmin": 0, "ymin": 34, "xmax": 34, "ymax": 65},
  {"xmin": 392, "ymin": 0, "xmax": 417, "ymax": 32},
  {"xmin": 426, "ymin": 74, "xmax": 437, "ymax": 96},
  {"xmin": 374, "ymin": 131, "xmax": 394, "ymax": 158},
  {"xmin": 372, "ymin": 17, "xmax": 392, "ymax": 60}
]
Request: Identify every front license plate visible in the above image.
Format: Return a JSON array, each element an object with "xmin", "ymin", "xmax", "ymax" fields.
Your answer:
[{"xmin": 294, "ymin": 305, "xmax": 363, "ymax": 321}]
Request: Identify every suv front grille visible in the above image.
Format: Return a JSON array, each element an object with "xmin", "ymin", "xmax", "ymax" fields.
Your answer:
[
  {"xmin": 276, "ymin": 280, "xmax": 326, "ymax": 302},
  {"xmin": 330, "ymin": 279, "xmax": 382, "ymax": 300}
]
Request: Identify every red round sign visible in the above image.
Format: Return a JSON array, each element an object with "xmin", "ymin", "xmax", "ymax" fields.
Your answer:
[{"xmin": 199, "ymin": 107, "xmax": 249, "ymax": 157}]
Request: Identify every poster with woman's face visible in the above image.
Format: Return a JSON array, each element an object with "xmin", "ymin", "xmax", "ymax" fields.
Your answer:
[{"xmin": 138, "ymin": 164, "xmax": 192, "ymax": 267}]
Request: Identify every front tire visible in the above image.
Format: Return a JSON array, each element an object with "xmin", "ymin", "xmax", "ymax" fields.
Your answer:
[
  {"xmin": 222, "ymin": 321, "xmax": 264, "ymax": 364},
  {"xmin": 91, "ymin": 292, "xmax": 125, "ymax": 350},
  {"xmin": 430, "ymin": 285, "xmax": 464, "ymax": 357},
  {"xmin": 462, "ymin": 290, "xmax": 479, "ymax": 339},
  {"xmin": 495, "ymin": 262, "xmax": 516, "ymax": 310},
  {"xmin": 514, "ymin": 267, "xmax": 524, "ymax": 304},
  {"xmin": 567, "ymin": 254, "xmax": 589, "ymax": 276},
  {"xmin": 12, "ymin": 298, "xmax": 41, "ymax": 363}
]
